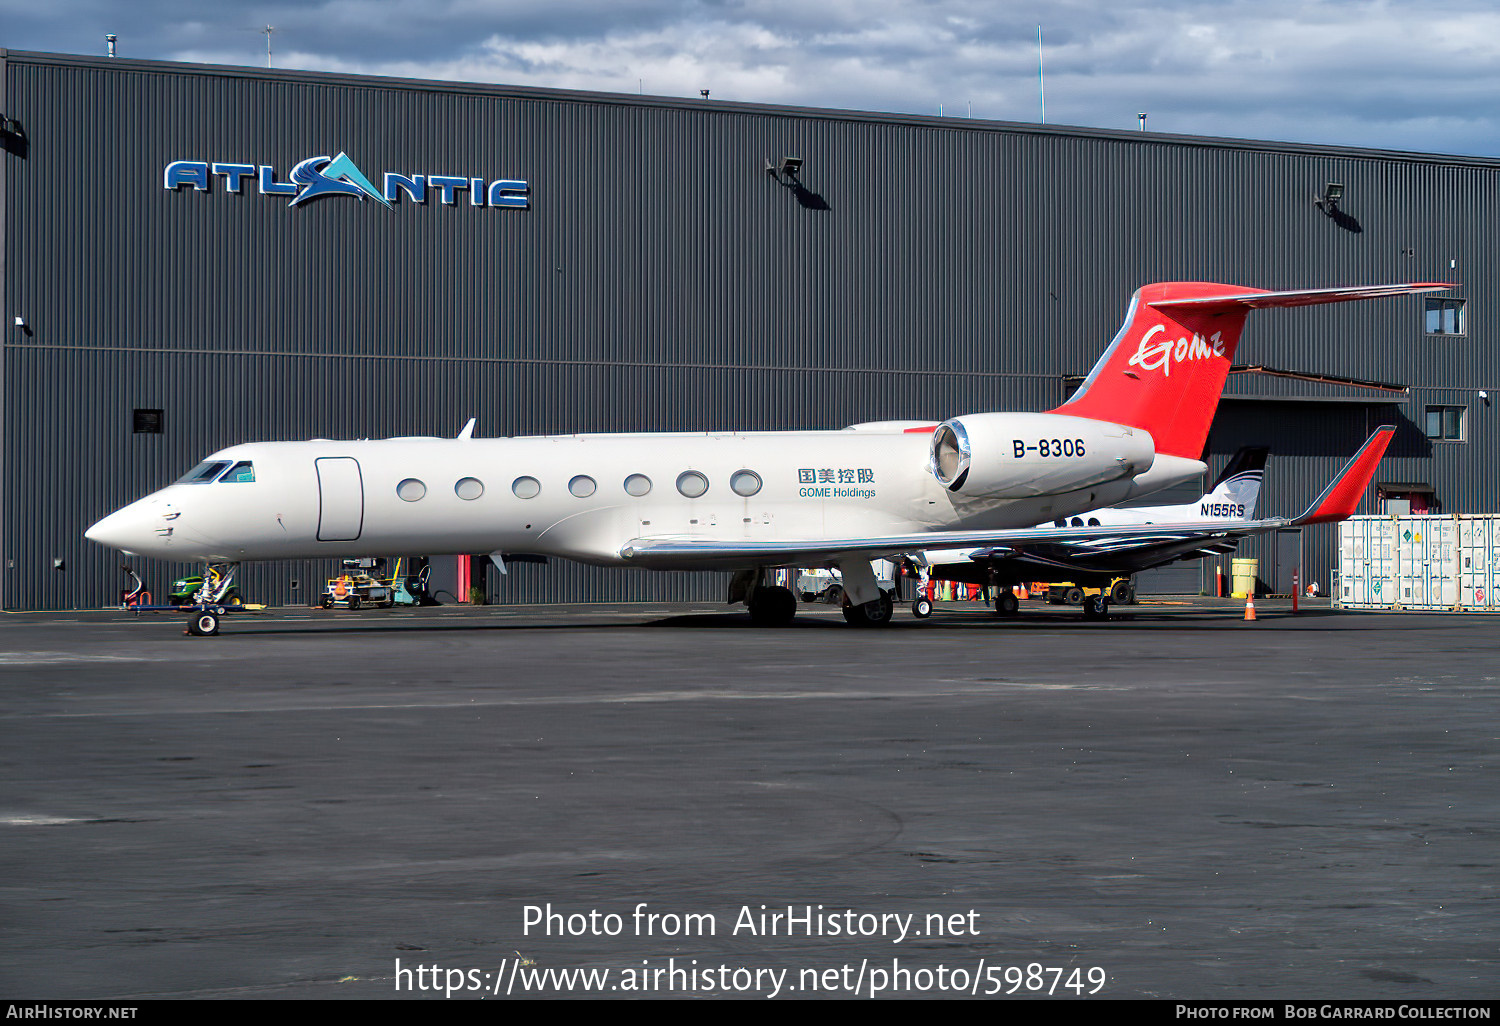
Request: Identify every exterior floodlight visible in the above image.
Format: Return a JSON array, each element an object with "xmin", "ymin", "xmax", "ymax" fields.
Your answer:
[
  {"xmin": 779, "ymin": 156, "xmax": 803, "ymax": 177},
  {"xmin": 1316, "ymin": 182, "xmax": 1345, "ymax": 213}
]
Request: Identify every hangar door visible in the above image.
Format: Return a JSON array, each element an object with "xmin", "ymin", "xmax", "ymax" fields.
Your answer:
[{"xmin": 315, "ymin": 457, "xmax": 364, "ymax": 541}]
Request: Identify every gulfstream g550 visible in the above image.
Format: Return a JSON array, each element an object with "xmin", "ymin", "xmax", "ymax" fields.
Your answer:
[{"xmin": 86, "ymin": 281, "xmax": 1440, "ymax": 633}]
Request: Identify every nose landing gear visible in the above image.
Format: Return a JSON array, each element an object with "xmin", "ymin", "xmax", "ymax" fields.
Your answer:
[{"xmin": 182, "ymin": 562, "xmax": 240, "ymax": 637}]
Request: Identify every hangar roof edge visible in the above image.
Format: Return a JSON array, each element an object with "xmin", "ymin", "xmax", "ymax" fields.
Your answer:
[{"xmin": 4, "ymin": 46, "xmax": 1499, "ymax": 171}]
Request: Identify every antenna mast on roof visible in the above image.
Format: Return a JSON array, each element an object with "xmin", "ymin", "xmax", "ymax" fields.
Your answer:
[
  {"xmin": 1037, "ymin": 25, "xmax": 1046, "ymax": 124},
  {"xmin": 263, "ymin": 25, "xmax": 274, "ymax": 68}
]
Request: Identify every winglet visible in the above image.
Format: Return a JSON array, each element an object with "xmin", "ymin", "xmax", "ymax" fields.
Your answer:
[
  {"xmin": 1292, "ymin": 426, "xmax": 1396, "ymax": 525},
  {"xmin": 457, "ymin": 417, "xmax": 476, "ymax": 440}
]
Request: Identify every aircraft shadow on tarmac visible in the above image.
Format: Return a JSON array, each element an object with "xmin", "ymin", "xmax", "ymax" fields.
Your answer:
[{"xmin": 156, "ymin": 604, "xmax": 1456, "ymax": 637}]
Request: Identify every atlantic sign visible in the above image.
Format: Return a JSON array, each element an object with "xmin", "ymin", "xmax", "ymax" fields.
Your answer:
[{"xmin": 163, "ymin": 151, "xmax": 530, "ymax": 209}]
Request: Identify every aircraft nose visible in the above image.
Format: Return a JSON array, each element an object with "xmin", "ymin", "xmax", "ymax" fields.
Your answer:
[{"xmin": 85, "ymin": 503, "xmax": 159, "ymax": 555}]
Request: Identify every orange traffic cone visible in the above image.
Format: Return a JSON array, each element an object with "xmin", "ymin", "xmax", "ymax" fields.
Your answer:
[
  {"xmin": 1016, "ymin": 583, "xmax": 1029, "ymax": 600},
  {"xmin": 1243, "ymin": 594, "xmax": 1257, "ymax": 621}
]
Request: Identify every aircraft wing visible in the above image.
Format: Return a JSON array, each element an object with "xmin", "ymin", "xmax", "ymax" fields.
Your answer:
[{"xmin": 619, "ymin": 427, "xmax": 1394, "ymax": 569}]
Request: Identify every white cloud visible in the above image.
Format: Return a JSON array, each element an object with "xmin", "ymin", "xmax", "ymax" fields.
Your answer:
[{"xmin": 11, "ymin": 0, "xmax": 1500, "ymax": 155}]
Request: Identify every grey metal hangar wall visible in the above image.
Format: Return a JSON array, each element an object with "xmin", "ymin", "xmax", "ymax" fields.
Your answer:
[{"xmin": 0, "ymin": 49, "xmax": 1495, "ymax": 611}]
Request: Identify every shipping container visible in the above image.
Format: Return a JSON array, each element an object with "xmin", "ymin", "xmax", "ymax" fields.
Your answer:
[{"xmin": 1339, "ymin": 514, "xmax": 1500, "ymax": 611}]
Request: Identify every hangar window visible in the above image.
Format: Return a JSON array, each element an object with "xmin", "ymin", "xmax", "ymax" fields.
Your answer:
[
  {"xmin": 512, "ymin": 476, "xmax": 541, "ymax": 499},
  {"xmin": 1425, "ymin": 299, "xmax": 1466, "ymax": 335},
  {"xmin": 455, "ymin": 477, "xmax": 484, "ymax": 500},
  {"xmin": 176, "ymin": 460, "xmax": 231, "ymax": 484},
  {"xmin": 396, "ymin": 478, "xmax": 427, "ymax": 501},
  {"xmin": 730, "ymin": 470, "xmax": 763, "ymax": 497},
  {"xmin": 221, "ymin": 461, "xmax": 256, "ymax": 483},
  {"xmin": 676, "ymin": 471, "xmax": 709, "ymax": 498},
  {"xmin": 1424, "ymin": 406, "xmax": 1465, "ymax": 441},
  {"xmin": 132, "ymin": 409, "xmax": 164, "ymax": 434},
  {"xmin": 624, "ymin": 474, "xmax": 652, "ymax": 497},
  {"xmin": 569, "ymin": 475, "xmax": 597, "ymax": 498}
]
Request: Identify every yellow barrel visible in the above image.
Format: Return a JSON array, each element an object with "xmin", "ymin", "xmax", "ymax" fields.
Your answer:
[{"xmin": 1231, "ymin": 558, "xmax": 1259, "ymax": 598}]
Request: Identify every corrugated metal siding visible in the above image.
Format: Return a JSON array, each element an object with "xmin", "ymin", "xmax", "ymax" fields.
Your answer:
[{"xmin": 2, "ymin": 51, "xmax": 1498, "ymax": 608}]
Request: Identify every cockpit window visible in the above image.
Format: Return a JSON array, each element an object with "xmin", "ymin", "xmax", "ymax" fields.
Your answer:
[
  {"xmin": 176, "ymin": 460, "xmax": 232, "ymax": 484},
  {"xmin": 221, "ymin": 461, "xmax": 256, "ymax": 483}
]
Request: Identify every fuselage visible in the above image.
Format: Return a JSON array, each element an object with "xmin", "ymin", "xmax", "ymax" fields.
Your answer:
[{"xmin": 85, "ymin": 423, "xmax": 1196, "ymax": 568}]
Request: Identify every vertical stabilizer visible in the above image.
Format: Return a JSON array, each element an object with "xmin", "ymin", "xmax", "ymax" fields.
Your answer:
[{"xmin": 1050, "ymin": 282, "xmax": 1449, "ymax": 459}]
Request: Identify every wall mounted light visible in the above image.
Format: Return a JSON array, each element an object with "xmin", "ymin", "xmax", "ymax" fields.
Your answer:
[
  {"xmin": 765, "ymin": 156, "xmax": 804, "ymax": 181},
  {"xmin": 1315, "ymin": 182, "xmax": 1344, "ymax": 213}
]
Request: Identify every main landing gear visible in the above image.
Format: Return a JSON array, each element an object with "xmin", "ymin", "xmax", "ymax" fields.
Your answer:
[
  {"xmin": 1082, "ymin": 594, "xmax": 1110, "ymax": 620},
  {"xmin": 993, "ymin": 588, "xmax": 1020, "ymax": 618},
  {"xmin": 842, "ymin": 589, "xmax": 894, "ymax": 627},
  {"xmin": 747, "ymin": 584, "xmax": 798, "ymax": 626}
]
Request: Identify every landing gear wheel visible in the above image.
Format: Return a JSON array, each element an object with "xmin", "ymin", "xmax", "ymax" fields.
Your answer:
[
  {"xmin": 1082, "ymin": 595, "xmax": 1109, "ymax": 620},
  {"xmin": 186, "ymin": 610, "xmax": 220, "ymax": 637},
  {"xmin": 1109, "ymin": 580, "xmax": 1133, "ymax": 605},
  {"xmin": 911, "ymin": 596, "xmax": 933, "ymax": 619},
  {"xmin": 842, "ymin": 590, "xmax": 894, "ymax": 627},
  {"xmin": 994, "ymin": 591, "xmax": 1020, "ymax": 617},
  {"xmin": 748, "ymin": 585, "xmax": 798, "ymax": 626},
  {"xmin": 1064, "ymin": 587, "xmax": 1085, "ymax": 606}
]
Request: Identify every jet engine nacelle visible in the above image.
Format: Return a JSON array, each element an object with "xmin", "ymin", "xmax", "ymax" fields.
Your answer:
[{"xmin": 930, "ymin": 412, "xmax": 1155, "ymax": 499}]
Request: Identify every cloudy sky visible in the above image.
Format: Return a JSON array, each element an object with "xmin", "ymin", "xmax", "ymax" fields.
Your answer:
[{"xmin": 2, "ymin": 0, "xmax": 1496, "ymax": 156}]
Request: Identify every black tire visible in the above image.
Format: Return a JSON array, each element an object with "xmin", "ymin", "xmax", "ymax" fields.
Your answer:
[
  {"xmin": 911, "ymin": 596, "xmax": 933, "ymax": 619},
  {"xmin": 321, "ymin": 595, "xmax": 333, "ymax": 609},
  {"xmin": 825, "ymin": 585, "xmax": 843, "ymax": 606},
  {"xmin": 187, "ymin": 611, "xmax": 220, "ymax": 637},
  {"xmin": 1064, "ymin": 587, "xmax": 1085, "ymax": 606},
  {"xmin": 1109, "ymin": 580, "xmax": 1133, "ymax": 605},
  {"xmin": 995, "ymin": 592, "xmax": 1020, "ymax": 617},
  {"xmin": 842, "ymin": 590, "xmax": 894, "ymax": 627},
  {"xmin": 748, "ymin": 585, "xmax": 798, "ymax": 626},
  {"xmin": 1082, "ymin": 595, "xmax": 1109, "ymax": 620},
  {"xmin": 348, "ymin": 595, "xmax": 360, "ymax": 610}
]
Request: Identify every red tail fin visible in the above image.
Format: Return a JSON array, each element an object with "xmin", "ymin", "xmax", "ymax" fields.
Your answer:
[
  {"xmin": 1293, "ymin": 426, "xmax": 1395, "ymax": 525},
  {"xmin": 1050, "ymin": 282, "xmax": 1449, "ymax": 459}
]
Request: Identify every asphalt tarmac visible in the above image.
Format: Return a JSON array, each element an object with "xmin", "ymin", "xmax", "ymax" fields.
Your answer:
[{"xmin": 1, "ymin": 598, "xmax": 1496, "ymax": 1000}]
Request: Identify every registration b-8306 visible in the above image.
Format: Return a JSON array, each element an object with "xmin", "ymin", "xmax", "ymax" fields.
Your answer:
[{"xmin": 1013, "ymin": 438, "xmax": 1087, "ymax": 458}]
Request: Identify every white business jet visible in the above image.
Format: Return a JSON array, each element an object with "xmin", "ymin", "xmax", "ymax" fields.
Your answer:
[
  {"xmin": 915, "ymin": 443, "xmax": 1269, "ymax": 616},
  {"xmin": 911, "ymin": 428, "xmax": 1398, "ymax": 619},
  {"xmin": 85, "ymin": 281, "xmax": 1441, "ymax": 634}
]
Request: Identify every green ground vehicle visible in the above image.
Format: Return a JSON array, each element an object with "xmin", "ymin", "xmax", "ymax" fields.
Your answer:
[{"xmin": 168, "ymin": 574, "xmax": 241, "ymax": 606}]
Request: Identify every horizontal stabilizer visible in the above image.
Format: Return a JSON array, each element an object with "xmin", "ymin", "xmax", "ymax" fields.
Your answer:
[{"xmin": 1151, "ymin": 282, "xmax": 1451, "ymax": 312}]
